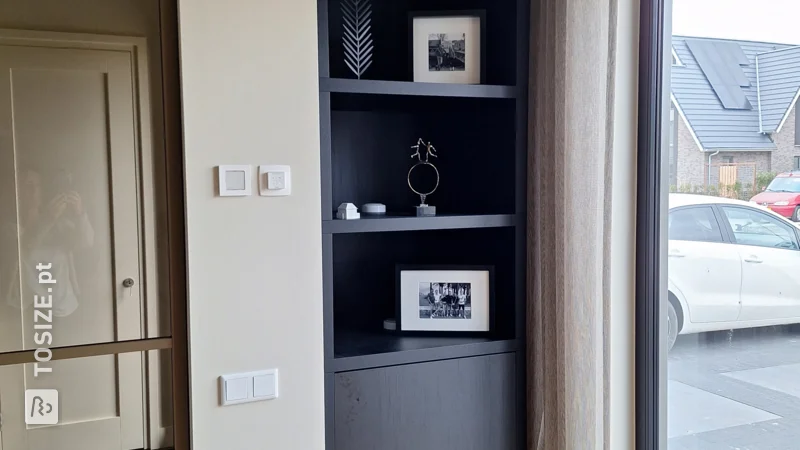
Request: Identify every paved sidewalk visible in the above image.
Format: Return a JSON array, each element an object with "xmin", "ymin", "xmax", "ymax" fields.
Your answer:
[{"xmin": 668, "ymin": 327, "xmax": 800, "ymax": 450}]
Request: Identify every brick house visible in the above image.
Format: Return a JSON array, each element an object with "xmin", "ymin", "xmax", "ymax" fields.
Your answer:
[{"xmin": 669, "ymin": 36, "xmax": 800, "ymax": 191}]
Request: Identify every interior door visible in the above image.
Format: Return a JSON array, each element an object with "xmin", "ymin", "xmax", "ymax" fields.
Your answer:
[
  {"xmin": 718, "ymin": 205, "xmax": 800, "ymax": 322},
  {"xmin": 668, "ymin": 205, "xmax": 742, "ymax": 323},
  {"xmin": 0, "ymin": 44, "xmax": 145, "ymax": 449}
]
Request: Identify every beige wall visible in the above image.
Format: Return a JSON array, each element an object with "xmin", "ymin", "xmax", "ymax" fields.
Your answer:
[{"xmin": 176, "ymin": 0, "xmax": 325, "ymax": 449}]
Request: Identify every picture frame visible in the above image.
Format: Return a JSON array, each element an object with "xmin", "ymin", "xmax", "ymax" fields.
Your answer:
[
  {"xmin": 408, "ymin": 10, "xmax": 486, "ymax": 84},
  {"xmin": 395, "ymin": 265, "xmax": 494, "ymax": 334}
]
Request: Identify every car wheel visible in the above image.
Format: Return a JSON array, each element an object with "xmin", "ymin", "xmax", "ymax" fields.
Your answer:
[
  {"xmin": 667, "ymin": 301, "xmax": 679, "ymax": 351},
  {"xmin": 793, "ymin": 206, "xmax": 800, "ymax": 222}
]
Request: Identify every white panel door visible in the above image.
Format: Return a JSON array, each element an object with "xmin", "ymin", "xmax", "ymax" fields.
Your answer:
[{"xmin": 0, "ymin": 44, "xmax": 145, "ymax": 450}]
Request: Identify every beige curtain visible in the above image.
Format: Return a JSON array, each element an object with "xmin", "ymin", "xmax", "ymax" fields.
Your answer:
[{"xmin": 527, "ymin": 0, "xmax": 619, "ymax": 447}]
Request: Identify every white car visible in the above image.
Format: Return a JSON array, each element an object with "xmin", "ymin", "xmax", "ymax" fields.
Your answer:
[{"xmin": 667, "ymin": 194, "xmax": 800, "ymax": 350}]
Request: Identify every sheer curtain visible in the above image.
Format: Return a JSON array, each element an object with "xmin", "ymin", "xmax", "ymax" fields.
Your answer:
[{"xmin": 526, "ymin": 0, "xmax": 619, "ymax": 447}]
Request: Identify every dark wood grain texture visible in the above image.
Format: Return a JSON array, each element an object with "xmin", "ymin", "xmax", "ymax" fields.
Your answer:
[
  {"xmin": 320, "ymin": 77, "xmax": 517, "ymax": 98},
  {"xmin": 318, "ymin": 1, "xmax": 528, "ymax": 448},
  {"xmin": 514, "ymin": 0, "xmax": 530, "ymax": 449},
  {"xmin": 332, "ymin": 228, "xmax": 516, "ymax": 336},
  {"xmin": 330, "ymin": 330, "xmax": 516, "ymax": 371},
  {"xmin": 330, "ymin": 97, "xmax": 516, "ymax": 216},
  {"xmin": 323, "ymin": 213, "xmax": 516, "ymax": 233},
  {"xmin": 334, "ymin": 353, "xmax": 517, "ymax": 450},
  {"xmin": 326, "ymin": 0, "xmax": 517, "ymax": 85}
]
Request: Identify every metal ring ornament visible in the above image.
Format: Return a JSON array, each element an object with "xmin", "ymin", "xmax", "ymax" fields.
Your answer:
[{"xmin": 407, "ymin": 161, "xmax": 440, "ymax": 205}]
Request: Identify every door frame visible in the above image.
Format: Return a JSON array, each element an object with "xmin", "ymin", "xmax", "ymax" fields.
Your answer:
[{"xmin": 0, "ymin": 1, "xmax": 190, "ymax": 448}]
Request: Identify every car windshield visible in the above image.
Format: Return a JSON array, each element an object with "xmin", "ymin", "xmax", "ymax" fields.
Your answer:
[{"xmin": 765, "ymin": 176, "xmax": 800, "ymax": 193}]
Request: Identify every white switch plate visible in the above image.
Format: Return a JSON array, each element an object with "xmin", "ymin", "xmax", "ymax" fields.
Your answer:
[
  {"xmin": 218, "ymin": 165, "xmax": 253, "ymax": 197},
  {"xmin": 253, "ymin": 369, "xmax": 279, "ymax": 400},
  {"xmin": 218, "ymin": 369, "xmax": 279, "ymax": 406},
  {"xmin": 259, "ymin": 165, "xmax": 291, "ymax": 196}
]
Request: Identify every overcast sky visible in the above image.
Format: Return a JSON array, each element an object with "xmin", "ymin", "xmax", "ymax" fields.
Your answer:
[{"xmin": 672, "ymin": 0, "xmax": 800, "ymax": 45}]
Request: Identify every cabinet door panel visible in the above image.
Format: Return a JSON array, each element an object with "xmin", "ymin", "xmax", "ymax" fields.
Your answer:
[{"xmin": 334, "ymin": 353, "xmax": 516, "ymax": 450}]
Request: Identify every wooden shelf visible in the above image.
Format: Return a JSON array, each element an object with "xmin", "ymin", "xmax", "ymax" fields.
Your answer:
[
  {"xmin": 323, "ymin": 213, "xmax": 517, "ymax": 234},
  {"xmin": 328, "ymin": 330, "xmax": 518, "ymax": 373},
  {"xmin": 320, "ymin": 77, "xmax": 518, "ymax": 99}
]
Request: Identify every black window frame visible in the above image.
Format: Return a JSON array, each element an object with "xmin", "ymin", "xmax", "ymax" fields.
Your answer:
[{"xmin": 636, "ymin": 0, "xmax": 667, "ymax": 446}]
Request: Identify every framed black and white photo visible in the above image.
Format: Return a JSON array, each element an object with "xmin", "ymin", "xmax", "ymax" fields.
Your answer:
[
  {"xmin": 396, "ymin": 265, "xmax": 493, "ymax": 333},
  {"xmin": 409, "ymin": 11, "xmax": 485, "ymax": 84}
]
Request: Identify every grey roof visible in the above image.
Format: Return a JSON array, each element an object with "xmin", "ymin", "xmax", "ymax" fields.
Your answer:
[
  {"xmin": 756, "ymin": 47, "xmax": 800, "ymax": 132},
  {"xmin": 672, "ymin": 36, "xmax": 800, "ymax": 151}
]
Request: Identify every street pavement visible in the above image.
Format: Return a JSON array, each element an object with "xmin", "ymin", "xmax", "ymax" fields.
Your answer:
[{"xmin": 668, "ymin": 326, "xmax": 800, "ymax": 450}]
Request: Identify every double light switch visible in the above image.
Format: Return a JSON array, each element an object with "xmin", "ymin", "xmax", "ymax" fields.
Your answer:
[{"xmin": 219, "ymin": 369, "xmax": 279, "ymax": 406}]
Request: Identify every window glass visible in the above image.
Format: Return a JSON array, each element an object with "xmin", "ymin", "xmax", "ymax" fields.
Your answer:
[
  {"xmin": 720, "ymin": 206, "xmax": 799, "ymax": 250},
  {"xmin": 765, "ymin": 176, "xmax": 800, "ymax": 193},
  {"xmin": 662, "ymin": 1, "xmax": 800, "ymax": 448},
  {"xmin": 668, "ymin": 207, "xmax": 723, "ymax": 242}
]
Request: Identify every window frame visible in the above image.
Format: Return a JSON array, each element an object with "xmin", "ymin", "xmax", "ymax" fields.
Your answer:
[
  {"xmin": 794, "ymin": 155, "xmax": 800, "ymax": 171},
  {"xmin": 636, "ymin": 0, "xmax": 668, "ymax": 446}
]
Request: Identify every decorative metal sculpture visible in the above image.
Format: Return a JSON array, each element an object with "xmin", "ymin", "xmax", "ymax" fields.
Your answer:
[
  {"xmin": 408, "ymin": 138, "xmax": 439, "ymax": 217},
  {"xmin": 341, "ymin": 0, "xmax": 374, "ymax": 79}
]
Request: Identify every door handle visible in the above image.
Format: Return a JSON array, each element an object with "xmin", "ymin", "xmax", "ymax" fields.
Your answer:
[{"xmin": 743, "ymin": 256, "xmax": 763, "ymax": 264}]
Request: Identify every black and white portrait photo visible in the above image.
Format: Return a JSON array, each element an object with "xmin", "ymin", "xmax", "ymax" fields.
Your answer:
[
  {"xmin": 412, "ymin": 14, "xmax": 483, "ymax": 84},
  {"xmin": 428, "ymin": 33, "xmax": 466, "ymax": 72},
  {"xmin": 398, "ymin": 266, "xmax": 492, "ymax": 333},
  {"xmin": 419, "ymin": 282, "xmax": 471, "ymax": 319}
]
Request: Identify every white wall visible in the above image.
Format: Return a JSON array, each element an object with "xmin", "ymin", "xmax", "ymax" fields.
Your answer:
[{"xmin": 176, "ymin": 0, "xmax": 325, "ymax": 449}]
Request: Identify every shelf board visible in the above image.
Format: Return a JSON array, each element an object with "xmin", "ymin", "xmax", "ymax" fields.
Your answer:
[
  {"xmin": 323, "ymin": 213, "xmax": 516, "ymax": 234},
  {"xmin": 320, "ymin": 77, "xmax": 518, "ymax": 99},
  {"xmin": 328, "ymin": 331, "xmax": 518, "ymax": 373}
]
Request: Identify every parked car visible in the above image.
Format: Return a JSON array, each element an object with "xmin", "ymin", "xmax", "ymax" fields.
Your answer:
[
  {"xmin": 749, "ymin": 171, "xmax": 800, "ymax": 222},
  {"xmin": 667, "ymin": 194, "xmax": 800, "ymax": 350}
]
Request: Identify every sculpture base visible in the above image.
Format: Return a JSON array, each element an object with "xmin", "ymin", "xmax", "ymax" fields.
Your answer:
[{"xmin": 415, "ymin": 205, "xmax": 436, "ymax": 217}]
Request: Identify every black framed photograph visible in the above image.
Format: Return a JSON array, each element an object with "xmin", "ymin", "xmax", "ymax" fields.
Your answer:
[
  {"xmin": 395, "ymin": 265, "xmax": 494, "ymax": 333},
  {"xmin": 408, "ymin": 11, "xmax": 486, "ymax": 84}
]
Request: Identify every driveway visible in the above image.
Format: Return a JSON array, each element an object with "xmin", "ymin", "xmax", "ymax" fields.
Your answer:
[{"xmin": 668, "ymin": 327, "xmax": 800, "ymax": 450}]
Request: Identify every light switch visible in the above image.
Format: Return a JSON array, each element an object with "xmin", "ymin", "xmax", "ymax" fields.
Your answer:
[
  {"xmin": 218, "ymin": 165, "xmax": 253, "ymax": 197},
  {"xmin": 259, "ymin": 165, "xmax": 291, "ymax": 196},
  {"xmin": 225, "ymin": 170, "xmax": 247, "ymax": 190},
  {"xmin": 253, "ymin": 369, "xmax": 279, "ymax": 400},
  {"xmin": 223, "ymin": 377, "xmax": 248, "ymax": 403},
  {"xmin": 267, "ymin": 172, "xmax": 286, "ymax": 190}
]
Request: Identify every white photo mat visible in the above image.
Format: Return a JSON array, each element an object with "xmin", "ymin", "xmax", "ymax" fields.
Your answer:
[
  {"xmin": 399, "ymin": 269, "xmax": 491, "ymax": 332},
  {"xmin": 412, "ymin": 16, "xmax": 482, "ymax": 84}
]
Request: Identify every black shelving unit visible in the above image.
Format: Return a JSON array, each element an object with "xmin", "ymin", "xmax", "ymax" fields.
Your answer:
[
  {"xmin": 318, "ymin": 0, "xmax": 529, "ymax": 448},
  {"xmin": 320, "ymin": 77, "xmax": 518, "ymax": 98}
]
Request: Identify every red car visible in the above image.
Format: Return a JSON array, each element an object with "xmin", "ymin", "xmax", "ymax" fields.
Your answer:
[{"xmin": 750, "ymin": 171, "xmax": 800, "ymax": 221}]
